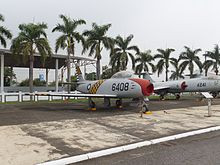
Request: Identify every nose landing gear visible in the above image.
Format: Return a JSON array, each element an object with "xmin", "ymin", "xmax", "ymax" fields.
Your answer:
[{"xmin": 141, "ymin": 98, "xmax": 151, "ymax": 114}]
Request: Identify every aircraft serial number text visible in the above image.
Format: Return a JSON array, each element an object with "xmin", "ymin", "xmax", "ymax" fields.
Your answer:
[
  {"xmin": 197, "ymin": 83, "xmax": 206, "ymax": 87},
  {"xmin": 112, "ymin": 83, "xmax": 129, "ymax": 91}
]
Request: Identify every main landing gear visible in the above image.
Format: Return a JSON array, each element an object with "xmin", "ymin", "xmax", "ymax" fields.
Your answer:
[
  {"xmin": 160, "ymin": 94, "xmax": 181, "ymax": 100},
  {"xmin": 211, "ymin": 92, "xmax": 218, "ymax": 98},
  {"xmin": 88, "ymin": 98, "xmax": 96, "ymax": 111},
  {"xmin": 116, "ymin": 99, "xmax": 122, "ymax": 108},
  {"xmin": 88, "ymin": 98, "xmax": 123, "ymax": 110},
  {"xmin": 159, "ymin": 95, "xmax": 165, "ymax": 100},
  {"xmin": 175, "ymin": 94, "xmax": 180, "ymax": 100}
]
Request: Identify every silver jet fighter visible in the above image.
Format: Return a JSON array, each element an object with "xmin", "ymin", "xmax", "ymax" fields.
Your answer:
[
  {"xmin": 144, "ymin": 73, "xmax": 220, "ymax": 99},
  {"xmin": 37, "ymin": 66, "xmax": 154, "ymax": 111}
]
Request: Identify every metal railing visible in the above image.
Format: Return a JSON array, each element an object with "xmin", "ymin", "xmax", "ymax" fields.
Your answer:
[{"xmin": 0, "ymin": 91, "xmax": 82, "ymax": 103}]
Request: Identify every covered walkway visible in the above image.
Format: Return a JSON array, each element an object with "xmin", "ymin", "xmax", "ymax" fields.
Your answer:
[{"xmin": 0, "ymin": 49, "xmax": 95, "ymax": 92}]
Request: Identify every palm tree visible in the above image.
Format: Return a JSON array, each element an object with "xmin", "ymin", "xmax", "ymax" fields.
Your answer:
[
  {"xmin": 135, "ymin": 50, "xmax": 155, "ymax": 76},
  {"xmin": 203, "ymin": 45, "xmax": 220, "ymax": 76},
  {"xmin": 110, "ymin": 34, "xmax": 139, "ymax": 72},
  {"xmin": 169, "ymin": 58, "xmax": 184, "ymax": 80},
  {"xmin": 0, "ymin": 14, "xmax": 12, "ymax": 48},
  {"xmin": 83, "ymin": 23, "xmax": 113, "ymax": 80},
  {"xmin": 154, "ymin": 48, "xmax": 175, "ymax": 81},
  {"xmin": 179, "ymin": 46, "xmax": 202, "ymax": 78},
  {"xmin": 11, "ymin": 23, "xmax": 52, "ymax": 96},
  {"xmin": 52, "ymin": 14, "xmax": 86, "ymax": 93}
]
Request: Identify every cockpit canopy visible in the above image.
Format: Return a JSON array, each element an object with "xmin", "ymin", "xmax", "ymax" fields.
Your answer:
[{"xmin": 111, "ymin": 71, "xmax": 139, "ymax": 79}]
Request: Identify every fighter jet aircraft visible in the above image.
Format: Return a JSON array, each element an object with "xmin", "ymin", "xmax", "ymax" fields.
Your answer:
[
  {"xmin": 36, "ymin": 66, "xmax": 154, "ymax": 111},
  {"xmin": 144, "ymin": 73, "xmax": 220, "ymax": 100}
]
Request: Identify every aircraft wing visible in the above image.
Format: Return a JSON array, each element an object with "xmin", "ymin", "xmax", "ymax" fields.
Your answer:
[
  {"xmin": 154, "ymin": 86, "xmax": 170, "ymax": 91},
  {"xmin": 201, "ymin": 92, "xmax": 213, "ymax": 99},
  {"xmin": 26, "ymin": 92, "xmax": 118, "ymax": 98}
]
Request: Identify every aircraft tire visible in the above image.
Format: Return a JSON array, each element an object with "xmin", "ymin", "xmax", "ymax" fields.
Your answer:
[
  {"xmin": 116, "ymin": 99, "xmax": 122, "ymax": 107},
  {"xmin": 142, "ymin": 105, "xmax": 149, "ymax": 113},
  {"xmin": 176, "ymin": 94, "xmax": 180, "ymax": 100},
  {"xmin": 89, "ymin": 100, "xmax": 96, "ymax": 108},
  {"xmin": 159, "ymin": 95, "xmax": 164, "ymax": 100},
  {"xmin": 212, "ymin": 92, "xmax": 218, "ymax": 98}
]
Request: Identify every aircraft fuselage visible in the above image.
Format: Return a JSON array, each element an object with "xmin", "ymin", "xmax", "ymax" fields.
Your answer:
[{"xmin": 77, "ymin": 78, "xmax": 154, "ymax": 98}]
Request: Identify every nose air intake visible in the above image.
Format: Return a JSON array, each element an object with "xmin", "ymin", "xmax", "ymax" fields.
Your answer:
[
  {"xmin": 130, "ymin": 78, "xmax": 154, "ymax": 96},
  {"xmin": 146, "ymin": 83, "xmax": 154, "ymax": 96},
  {"xmin": 181, "ymin": 81, "xmax": 188, "ymax": 90}
]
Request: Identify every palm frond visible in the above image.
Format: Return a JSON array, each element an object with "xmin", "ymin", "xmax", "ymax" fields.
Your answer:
[
  {"xmin": 156, "ymin": 59, "xmax": 164, "ymax": 77},
  {"xmin": 179, "ymin": 60, "xmax": 189, "ymax": 73},
  {"xmin": 52, "ymin": 24, "xmax": 66, "ymax": 33},
  {"xmin": 127, "ymin": 45, "xmax": 139, "ymax": 54},
  {"xmin": 154, "ymin": 54, "xmax": 163, "ymax": 59},
  {"xmin": 0, "ymin": 35, "xmax": 6, "ymax": 48},
  {"xmin": 128, "ymin": 52, "xmax": 135, "ymax": 69},
  {"xmin": 0, "ymin": 14, "xmax": 4, "ymax": 21},
  {"xmin": 55, "ymin": 35, "xmax": 67, "ymax": 52},
  {"xmin": 0, "ymin": 26, "xmax": 12, "ymax": 39}
]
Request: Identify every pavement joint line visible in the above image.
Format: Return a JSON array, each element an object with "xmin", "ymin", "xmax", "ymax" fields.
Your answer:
[{"xmin": 37, "ymin": 125, "xmax": 220, "ymax": 165}]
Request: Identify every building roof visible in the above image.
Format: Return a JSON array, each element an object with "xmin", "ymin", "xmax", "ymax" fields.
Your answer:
[{"xmin": 0, "ymin": 49, "xmax": 96, "ymax": 69}]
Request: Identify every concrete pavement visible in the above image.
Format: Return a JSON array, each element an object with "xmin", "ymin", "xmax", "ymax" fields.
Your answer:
[{"xmin": 0, "ymin": 103, "xmax": 220, "ymax": 164}]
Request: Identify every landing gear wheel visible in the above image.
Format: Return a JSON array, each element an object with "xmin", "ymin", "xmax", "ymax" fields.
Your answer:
[
  {"xmin": 116, "ymin": 99, "xmax": 122, "ymax": 108},
  {"xmin": 159, "ymin": 95, "xmax": 165, "ymax": 100},
  {"xmin": 142, "ymin": 105, "xmax": 149, "ymax": 113},
  {"xmin": 176, "ymin": 94, "xmax": 180, "ymax": 100},
  {"xmin": 90, "ymin": 101, "xmax": 96, "ymax": 108},
  {"xmin": 88, "ymin": 99, "xmax": 96, "ymax": 110},
  {"xmin": 212, "ymin": 93, "xmax": 217, "ymax": 98}
]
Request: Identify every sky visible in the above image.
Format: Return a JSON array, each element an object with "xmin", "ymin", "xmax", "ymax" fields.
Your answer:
[{"xmin": 1, "ymin": 0, "xmax": 220, "ymax": 82}]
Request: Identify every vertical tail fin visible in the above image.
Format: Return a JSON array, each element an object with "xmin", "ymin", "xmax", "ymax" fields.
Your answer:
[{"xmin": 75, "ymin": 65, "xmax": 84, "ymax": 82}]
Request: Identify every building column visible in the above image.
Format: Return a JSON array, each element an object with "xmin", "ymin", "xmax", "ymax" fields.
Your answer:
[
  {"xmin": 1, "ymin": 55, "xmax": 4, "ymax": 93},
  {"xmin": 55, "ymin": 59, "xmax": 59, "ymax": 92},
  {"xmin": 10, "ymin": 66, "xmax": 13, "ymax": 86},
  {"xmin": 61, "ymin": 67, "xmax": 64, "ymax": 86}
]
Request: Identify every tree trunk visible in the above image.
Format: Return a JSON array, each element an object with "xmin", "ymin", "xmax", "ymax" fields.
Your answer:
[
  {"xmin": 67, "ymin": 51, "xmax": 71, "ymax": 93},
  {"xmin": 189, "ymin": 62, "xmax": 193, "ymax": 78},
  {"xmin": 205, "ymin": 70, "xmax": 208, "ymax": 77},
  {"xmin": 215, "ymin": 69, "xmax": 218, "ymax": 75},
  {"xmin": 96, "ymin": 43, "xmax": 101, "ymax": 80},
  {"xmin": 29, "ymin": 54, "xmax": 34, "ymax": 100},
  {"xmin": 46, "ymin": 68, "xmax": 49, "ymax": 87},
  {"xmin": 165, "ymin": 68, "xmax": 168, "ymax": 81},
  {"xmin": 96, "ymin": 59, "xmax": 100, "ymax": 80},
  {"xmin": 190, "ymin": 70, "xmax": 193, "ymax": 78},
  {"xmin": 205, "ymin": 56, "xmax": 207, "ymax": 77}
]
